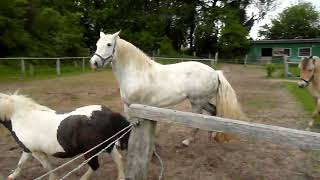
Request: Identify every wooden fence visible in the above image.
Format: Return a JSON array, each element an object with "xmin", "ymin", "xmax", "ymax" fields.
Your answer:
[
  {"xmin": 0, "ymin": 57, "xmax": 89, "ymax": 76},
  {"xmin": 126, "ymin": 104, "xmax": 320, "ymax": 180},
  {"xmin": 0, "ymin": 56, "xmax": 218, "ymax": 77},
  {"xmin": 283, "ymin": 56, "xmax": 300, "ymax": 78}
]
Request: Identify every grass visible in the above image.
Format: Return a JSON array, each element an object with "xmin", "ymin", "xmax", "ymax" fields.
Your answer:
[
  {"xmin": 282, "ymin": 82, "xmax": 320, "ymax": 128},
  {"xmin": 0, "ymin": 61, "xmax": 110, "ymax": 83}
]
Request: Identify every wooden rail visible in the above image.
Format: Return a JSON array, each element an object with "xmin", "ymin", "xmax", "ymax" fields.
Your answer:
[{"xmin": 126, "ymin": 104, "xmax": 320, "ymax": 180}]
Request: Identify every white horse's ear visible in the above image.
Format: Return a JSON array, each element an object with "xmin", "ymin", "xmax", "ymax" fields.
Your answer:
[
  {"xmin": 100, "ymin": 32, "xmax": 105, "ymax": 37},
  {"xmin": 113, "ymin": 30, "xmax": 121, "ymax": 38}
]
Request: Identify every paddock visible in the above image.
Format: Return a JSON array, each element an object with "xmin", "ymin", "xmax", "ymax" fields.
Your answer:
[{"xmin": 0, "ymin": 64, "xmax": 319, "ymax": 179}]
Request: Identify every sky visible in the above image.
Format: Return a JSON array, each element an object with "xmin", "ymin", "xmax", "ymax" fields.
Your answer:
[{"xmin": 249, "ymin": 0, "xmax": 320, "ymax": 39}]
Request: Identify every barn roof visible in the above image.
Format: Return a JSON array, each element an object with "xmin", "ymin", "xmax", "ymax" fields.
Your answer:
[{"xmin": 251, "ymin": 38, "xmax": 320, "ymax": 44}]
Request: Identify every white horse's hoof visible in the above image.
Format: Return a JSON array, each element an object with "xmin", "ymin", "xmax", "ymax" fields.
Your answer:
[
  {"xmin": 7, "ymin": 177, "xmax": 14, "ymax": 180},
  {"xmin": 182, "ymin": 139, "xmax": 190, "ymax": 146}
]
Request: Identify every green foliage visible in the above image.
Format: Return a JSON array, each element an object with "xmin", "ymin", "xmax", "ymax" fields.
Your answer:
[
  {"xmin": 264, "ymin": 63, "xmax": 277, "ymax": 77},
  {"xmin": 159, "ymin": 37, "xmax": 176, "ymax": 56},
  {"xmin": 259, "ymin": 2, "xmax": 320, "ymax": 39},
  {"xmin": 219, "ymin": 18, "xmax": 250, "ymax": 58},
  {"xmin": 0, "ymin": 0, "xmax": 276, "ymax": 58}
]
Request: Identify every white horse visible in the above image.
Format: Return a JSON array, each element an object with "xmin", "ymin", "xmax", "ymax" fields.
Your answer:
[
  {"xmin": 0, "ymin": 93, "xmax": 130, "ymax": 180},
  {"xmin": 90, "ymin": 31, "xmax": 243, "ymax": 146}
]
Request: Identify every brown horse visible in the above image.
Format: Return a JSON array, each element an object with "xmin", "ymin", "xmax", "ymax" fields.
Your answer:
[{"xmin": 298, "ymin": 56, "xmax": 320, "ymax": 130}]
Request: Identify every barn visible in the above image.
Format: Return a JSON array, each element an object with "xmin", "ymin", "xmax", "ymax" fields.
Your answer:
[{"xmin": 248, "ymin": 39, "xmax": 320, "ymax": 63}]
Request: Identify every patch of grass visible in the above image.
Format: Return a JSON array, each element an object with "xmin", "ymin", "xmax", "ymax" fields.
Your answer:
[
  {"xmin": 283, "ymin": 82, "xmax": 314, "ymax": 114},
  {"xmin": 282, "ymin": 82, "xmax": 320, "ymax": 128},
  {"xmin": 0, "ymin": 62, "xmax": 109, "ymax": 83}
]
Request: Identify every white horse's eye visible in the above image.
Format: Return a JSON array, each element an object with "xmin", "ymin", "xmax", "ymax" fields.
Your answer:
[{"xmin": 107, "ymin": 43, "xmax": 112, "ymax": 47}]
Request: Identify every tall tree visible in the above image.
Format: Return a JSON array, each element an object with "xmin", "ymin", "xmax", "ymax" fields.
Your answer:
[{"xmin": 259, "ymin": 2, "xmax": 320, "ymax": 39}]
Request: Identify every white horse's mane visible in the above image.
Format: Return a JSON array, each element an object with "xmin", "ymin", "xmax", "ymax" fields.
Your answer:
[
  {"xmin": 115, "ymin": 38, "xmax": 156, "ymax": 71},
  {"xmin": 0, "ymin": 93, "xmax": 54, "ymax": 121}
]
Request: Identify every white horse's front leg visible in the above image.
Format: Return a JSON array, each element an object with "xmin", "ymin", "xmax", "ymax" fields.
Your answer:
[
  {"xmin": 7, "ymin": 151, "xmax": 31, "ymax": 180},
  {"xmin": 111, "ymin": 147, "xmax": 125, "ymax": 180},
  {"xmin": 32, "ymin": 152, "xmax": 57, "ymax": 180}
]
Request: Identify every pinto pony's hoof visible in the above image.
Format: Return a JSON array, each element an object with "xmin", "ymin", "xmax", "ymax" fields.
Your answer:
[{"xmin": 7, "ymin": 177, "xmax": 14, "ymax": 180}]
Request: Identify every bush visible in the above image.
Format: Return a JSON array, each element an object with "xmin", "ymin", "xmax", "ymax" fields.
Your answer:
[
  {"xmin": 265, "ymin": 63, "xmax": 277, "ymax": 77},
  {"xmin": 159, "ymin": 36, "xmax": 176, "ymax": 56}
]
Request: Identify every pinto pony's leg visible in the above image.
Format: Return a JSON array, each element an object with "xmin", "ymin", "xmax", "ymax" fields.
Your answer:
[
  {"xmin": 7, "ymin": 151, "xmax": 31, "ymax": 180},
  {"xmin": 32, "ymin": 152, "xmax": 57, "ymax": 180},
  {"xmin": 81, "ymin": 154, "xmax": 99, "ymax": 180},
  {"xmin": 79, "ymin": 167, "xmax": 94, "ymax": 180},
  {"xmin": 111, "ymin": 147, "xmax": 125, "ymax": 180}
]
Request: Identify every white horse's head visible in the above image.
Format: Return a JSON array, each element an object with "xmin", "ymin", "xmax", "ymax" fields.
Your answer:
[{"xmin": 90, "ymin": 31, "xmax": 121, "ymax": 69}]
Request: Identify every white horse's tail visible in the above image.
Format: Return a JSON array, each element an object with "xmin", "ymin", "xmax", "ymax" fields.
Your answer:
[{"xmin": 216, "ymin": 71, "xmax": 243, "ymax": 119}]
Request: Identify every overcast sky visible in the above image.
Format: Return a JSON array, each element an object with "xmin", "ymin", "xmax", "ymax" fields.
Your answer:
[{"xmin": 249, "ymin": 0, "xmax": 320, "ymax": 39}]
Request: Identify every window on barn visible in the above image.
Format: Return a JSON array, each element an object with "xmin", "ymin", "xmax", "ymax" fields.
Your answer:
[
  {"xmin": 261, "ymin": 48, "xmax": 272, "ymax": 56},
  {"xmin": 299, "ymin": 47, "xmax": 311, "ymax": 57},
  {"xmin": 284, "ymin": 48, "xmax": 291, "ymax": 56}
]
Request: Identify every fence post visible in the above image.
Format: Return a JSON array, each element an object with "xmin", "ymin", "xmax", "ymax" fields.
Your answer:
[
  {"xmin": 126, "ymin": 118, "xmax": 157, "ymax": 180},
  {"xmin": 82, "ymin": 58, "xmax": 85, "ymax": 72},
  {"xmin": 29, "ymin": 63, "xmax": 34, "ymax": 76},
  {"xmin": 56, "ymin": 58, "xmax": 61, "ymax": 76},
  {"xmin": 20, "ymin": 59, "xmax": 25, "ymax": 77},
  {"xmin": 283, "ymin": 55, "xmax": 288, "ymax": 78},
  {"xmin": 152, "ymin": 51, "xmax": 156, "ymax": 61},
  {"xmin": 215, "ymin": 52, "xmax": 219, "ymax": 64},
  {"xmin": 244, "ymin": 54, "xmax": 248, "ymax": 67}
]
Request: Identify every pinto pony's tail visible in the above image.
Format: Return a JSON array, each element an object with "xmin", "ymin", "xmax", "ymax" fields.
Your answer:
[{"xmin": 216, "ymin": 71, "xmax": 243, "ymax": 119}]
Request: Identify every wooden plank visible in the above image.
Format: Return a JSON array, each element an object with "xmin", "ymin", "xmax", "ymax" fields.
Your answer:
[
  {"xmin": 20, "ymin": 59, "xmax": 25, "ymax": 76},
  {"xmin": 56, "ymin": 58, "xmax": 61, "ymax": 76},
  {"xmin": 128, "ymin": 104, "xmax": 320, "ymax": 150},
  {"xmin": 244, "ymin": 54, "xmax": 248, "ymax": 67},
  {"xmin": 126, "ymin": 118, "xmax": 157, "ymax": 180},
  {"xmin": 284, "ymin": 55, "xmax": 289, "ymax": 78},
  {"xmin": 215, "ymin": 52, "xmax": 218, "ymax": 64},
  {"xmin": 82, "ymin": 58, "xmax": 85, "ymax": 72}
]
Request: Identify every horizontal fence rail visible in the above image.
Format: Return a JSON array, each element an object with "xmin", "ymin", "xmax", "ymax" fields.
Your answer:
[
  {"xmin": 125, "ymin": 104, "xmax": 320, "ymax": 180},
  {"xmin": 128, "ymin": 104, "xmax": 320, "ymax": 150}
]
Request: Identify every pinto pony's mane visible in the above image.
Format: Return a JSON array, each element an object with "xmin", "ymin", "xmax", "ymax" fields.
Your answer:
[
  {"xmin": 115, "ymin": 38, "xmax": 156, "ymax": 71},
  {"xmin": 0, "ymin": 93, "xmax": 54, "ymax": 121}
]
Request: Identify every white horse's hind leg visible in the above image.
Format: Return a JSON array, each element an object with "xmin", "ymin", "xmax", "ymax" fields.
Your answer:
[
  {"xmin": 32, "ymin": 152, "xmax": 57, "ymax": 180},
  {"xmin": 79, "ymin": 167, "xmax": 94, "ymax": 180},
  {"xmin": 8, "ymin": 151, "xmax": 31, "ymax": 180},
  {"xmin": 182, "ymin": 103, "xmax": 202, "ymax": 146},
  {"xmin": 111, "ymin": 147, "xmax": 125, "ymax": 180}
]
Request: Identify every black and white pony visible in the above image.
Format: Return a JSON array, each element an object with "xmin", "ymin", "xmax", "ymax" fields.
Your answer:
[{"xmin": 0, "ymin": 93, "xmax": 130, "ymax": 180}]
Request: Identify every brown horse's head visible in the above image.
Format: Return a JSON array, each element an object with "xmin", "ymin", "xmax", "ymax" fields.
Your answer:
[{"xmin": 298, "ymin": 56, "xmax": 317, "ymax": 88}]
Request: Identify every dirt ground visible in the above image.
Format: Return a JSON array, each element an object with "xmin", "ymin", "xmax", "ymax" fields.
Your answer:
[{"xmin": 0, "ymin": 64, "xmax": 319, "ymax": 180}]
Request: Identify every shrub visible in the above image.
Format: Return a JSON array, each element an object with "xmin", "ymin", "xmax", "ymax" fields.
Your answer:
[{"xmin": 265, "ymin": 63, "xmax": 276, "ymax": 77}]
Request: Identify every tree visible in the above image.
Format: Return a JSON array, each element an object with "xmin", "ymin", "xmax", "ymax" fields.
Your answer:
[{"xmin": 259, "ymin": 2, "xmax": 320, "ymax": 39}]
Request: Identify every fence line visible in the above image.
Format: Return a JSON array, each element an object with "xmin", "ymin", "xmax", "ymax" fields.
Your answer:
[
  {"xmin": 126, "ymin": 104, "xmax": 320, "ymax": 180},
  {"xmin": 283, "ymin": 55, "xmax": 299, "ymax": 78},
  {"xmin": 0, "ymin": 55, "xmax": 256, "ymax": 78}
]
